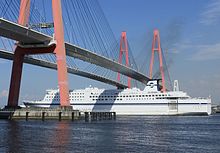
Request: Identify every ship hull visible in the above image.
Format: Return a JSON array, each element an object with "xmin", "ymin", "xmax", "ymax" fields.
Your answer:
[{"xmin": 24, "ymin": 100, "xmax": 211, "ymax": 116}]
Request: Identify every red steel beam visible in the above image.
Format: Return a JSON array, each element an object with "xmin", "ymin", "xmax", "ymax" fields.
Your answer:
[
  {"xmin": 52, "ymin": 0, "xmax": 70, "ymax": 106},
  {"xmin": 7, "ymin": 0, "xmax": 31, "ymax": 107},
  {"xmin": 117, "ymin": 32, "xmax": 131, "ymax": 88},
  {"xmin": 149, "ymin": 29, "xmax": 166, "ymax": 92}
]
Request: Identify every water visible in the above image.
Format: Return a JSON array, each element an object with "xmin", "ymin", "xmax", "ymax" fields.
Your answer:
[{"xmin": 0, "ymin": 115, "xmax": 220, "ymax": 153}]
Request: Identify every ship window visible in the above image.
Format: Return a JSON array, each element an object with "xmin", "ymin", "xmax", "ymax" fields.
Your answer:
[{"xmin": 139, "ymin": 95, "xmax": 141, "ymax": 97}]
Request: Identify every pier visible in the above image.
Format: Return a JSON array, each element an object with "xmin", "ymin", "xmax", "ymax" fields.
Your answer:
[
  {"xmin": 0, "ymin": 107, "xmax": 116, "ymax": 122},
  {"xmin": 0, "ymin": 107, "xmax": 80, "ymax": 121},
  {"xmin": 84, "ymin": 112, "xmax": 116, "ymax": 122}
]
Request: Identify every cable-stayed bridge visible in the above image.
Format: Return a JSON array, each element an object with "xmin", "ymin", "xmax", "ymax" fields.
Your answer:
[
  {"xmin": 0, "ymin": 18, "xmax": 149, "ymax": 85},
  {"xmin": 0, "ymin": 0, "xmax": 153, "ymax": 108}
]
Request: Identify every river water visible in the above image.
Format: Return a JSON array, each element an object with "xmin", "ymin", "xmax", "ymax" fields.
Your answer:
[{"xmin": 0, "ymin": 115, "xmax": 220, "ymax": 153}]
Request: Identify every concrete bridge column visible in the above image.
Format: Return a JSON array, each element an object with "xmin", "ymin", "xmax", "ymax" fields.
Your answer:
[{"xmin": 7, "ymin": 0, "xmax": 30, "ymax": 108}]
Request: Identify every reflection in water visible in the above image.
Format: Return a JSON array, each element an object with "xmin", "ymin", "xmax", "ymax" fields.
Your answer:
[
  {"xmin": 48, "ymin": 121, "xmax": 71, "ymax": 153},
  {"xmin": 6, "ymin": 121, "xmax": 22, "ymax": 153},
  {"xmin": 0, "ymin": 120, "xmax": 72, "ymax": 153}
]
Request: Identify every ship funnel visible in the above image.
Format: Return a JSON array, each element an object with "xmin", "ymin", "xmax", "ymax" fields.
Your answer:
[{"xmin": 173, "ymin": 80, "xmax": 179, "ymax": 91}]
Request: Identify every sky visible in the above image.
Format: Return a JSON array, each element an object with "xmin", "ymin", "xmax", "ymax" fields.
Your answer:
[{"xmin": 0, "ymin": 0, "xmax": 220, "ymax": 107}]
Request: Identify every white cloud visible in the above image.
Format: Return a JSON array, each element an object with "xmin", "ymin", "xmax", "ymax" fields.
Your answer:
[
  {"xmin": 0, "ymin": 90, "xmax": 8, "ymax": 98},
  {"xmin": 200, "ymin": 0, "xmax": 220, "ymax": 25},
  {"xmin": 174, "ymin": 40, "xmax": 220, "ymax": 61},
  {"xmin": 189, "ymin": 43, "xmax": 220, "ymax": 61}
]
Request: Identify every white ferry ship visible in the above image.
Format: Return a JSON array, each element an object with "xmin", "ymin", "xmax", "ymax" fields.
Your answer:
[{"xmin": 23, "ymin": 80, "xmax": 211, "ymax": 115}]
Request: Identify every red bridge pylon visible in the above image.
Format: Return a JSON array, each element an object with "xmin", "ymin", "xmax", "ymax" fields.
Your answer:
[
  {"xmin": 7, "ymin": 0, "xmax": 70, "ymax": 108},
  {"xmin": 117, "ymin": 31, "xmax": 131, "ymax": 88},
  {"xmin": 149, "ymin": 29, "xmax": 166, "ymax": 92}
]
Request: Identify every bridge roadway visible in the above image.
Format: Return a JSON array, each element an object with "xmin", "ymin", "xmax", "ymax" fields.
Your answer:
[
  {"xmin": 0, "ymin": 18, "xmax": 150, "ymax": 85},
  {"xmin": 0, "ymin": 49, "xmax": 128, "ymax": 89}
]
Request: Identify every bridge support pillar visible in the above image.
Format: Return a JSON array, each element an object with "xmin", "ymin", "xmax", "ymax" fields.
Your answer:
[
  {"xmin": 7, "ymin": 46, "xmax": 56, "ymax": 108},
  {"xmin": 149, "ymin": 29, "xmax": 166, "ymax": 92},
  {"xmin": 52, "ymin": 0, "xmax": 70, "ymax": 106},
  {"xmin": 117, "ymin": 31, "xmax": 131, "ymax": 88},
  {"xmin": 7, "ymin": 0, "xmax": 30, "ymax": 108},
  {"xmin": 7, "ymin": 49, "xmax": 24, "ymax": 107},
  {"xmin": 7, "ymin": 0, "xmax": 70, "ymax": 107}
]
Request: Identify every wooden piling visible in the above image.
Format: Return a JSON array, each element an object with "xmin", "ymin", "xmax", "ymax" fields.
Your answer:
[
  {"xmin": 85, "ymin": 112, "xmax": 89, "ymax": 122},
  {"xmin": 113, "ymin": 112, "xmax": 116, "ymax": 119},
  {"xmin": 59, "ymin": 112, "xmax": 62, "ymax": 121},
  {"xmin": 42, "ymin": 112, "xmax": 45, "ymax": 121},
  {"xmin": 72, "ymin": 112, "xmax": 74, "ymax": 121},
  {"xmin": 25, "ymin": 112, "xmax": 29, "ymax": 121}
]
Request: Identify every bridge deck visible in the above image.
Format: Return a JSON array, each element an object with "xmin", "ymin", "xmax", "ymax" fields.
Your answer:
[
  {"xmin": 0, "ymin": 49, "xmax": 127, "ymax": 88},
  {"xmin": 0, "ymin": 18, "xmax": 149, "ymax": 85}
]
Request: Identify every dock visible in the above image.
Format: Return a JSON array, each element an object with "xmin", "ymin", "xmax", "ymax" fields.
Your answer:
[
  {"xmin": 0, "ymin": 107, "xmax": 80, "ymax": 121},
  {"xmin": 0, "ymin": 107, "xmax": 116, "ymax": 121},
  {"xmin": 84, "ymin": 112, "xmax": 116, "ymax": 122}
]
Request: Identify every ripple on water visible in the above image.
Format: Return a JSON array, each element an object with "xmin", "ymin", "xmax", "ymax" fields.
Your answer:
[{"xmin": 0, "ymin": 115, "xmax": 220, "ymax": 153}]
